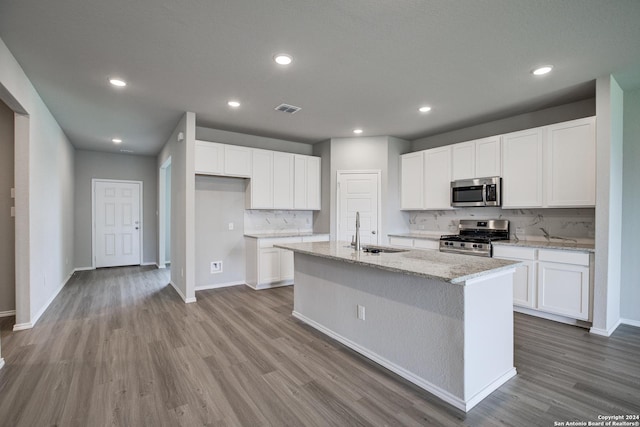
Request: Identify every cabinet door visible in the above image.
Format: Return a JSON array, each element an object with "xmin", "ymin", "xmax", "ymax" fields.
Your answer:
[
  {"xmin": 537, "ymin": 262, "xmax": 590, "ymax": 320},
  {"xmin": 250, "ymin": 149, "xmax": 273, "ymax": 208},
  {"xmin": 293, "ymin": 155, "xmax": 307, "ymax": 209},
  {"xmin": 502, "ymin": 128, "xmax": 543, "ymax": 208},
  {"xmin": 388, "ymin": 236, "xmax": 414, "ymax": 248},
  {"xmin": 512, "ymin": 260, "xmax": 536, "ymax": 308},
  {"xmin": 424, "ymin": 146, "xmax": 452, "ymax": 209},
  {"xmin": 400, "ymin": 152, "xmax": 424, "ymax": 209},
  {"xmin": 279, "ymin": 249, "xmax": 295, "ymax": 281},
  {"xmin": 194, "ymin": 141, "xmax": 224, "ymax": 175},
  {"xmin": 475, "ymin": 136, "xmax": 501, "ymax": 178},
  {"xmin": 259, "ymin": 248, "xmax": 281, "ymax": 284},
  {"xmin": 273, "ymin": 152, "xmax": 294, "ymax": 209},
  {"xmin": 224, "ymin": 145, "xmax": 251, "ymax": 177},
  {"xmin": 545, "ymin": 117, "xmax": 596, "ymax": 207},
  {"xmin": 451, "ymin": 141, "xmax": 475, "ymax": 180},
  {"xmin": 413, "ymin": 239, "xmax": 439, "ymax": 251},
  {"xmin": 306, "ymin": 156, "xmax": 321, "ymax": 210}
]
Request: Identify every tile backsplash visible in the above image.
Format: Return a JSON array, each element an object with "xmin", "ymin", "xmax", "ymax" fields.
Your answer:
[
  {"xmin": 245, "ymin": 210, "xmax": 313, "ymax": 234},
  {"xmin": 407, "ymin": 207, "xmax": 595, "ymax": 242}
]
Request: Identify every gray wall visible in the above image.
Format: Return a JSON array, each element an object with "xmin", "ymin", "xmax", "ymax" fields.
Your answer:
[
  {"xmin": 621, "ymin": 88, "xmax": 640, "ymax": 322},
  {"xmin": 195, "ymin": 175, "xmax": 246, "ymax": 288},
  {"xmin": 0, "ymin": 100, "xmax": 14, "ymax": 314},
  {"xmin": 386, "ymin": 137, "xmax": 412, "ymax": 237},
  {"xmin": 412, "ymin": 98, "xmax": 596, "ymax": 151},
  {"xmin": 312, "ymin": 139, "xmax": 331, "ymax": 233},
  {"xmin": 74, "ymin": 150, "xmax": 158, "ymax": 268},
  {"xmin": 196, "ymin": 126, "xmax": 313, "ymax": 155}
]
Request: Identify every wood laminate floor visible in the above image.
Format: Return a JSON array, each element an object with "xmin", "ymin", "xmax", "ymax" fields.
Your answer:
[{"xmin": 0, "ymin": 266, "xmax": 638, "ymax": 426}]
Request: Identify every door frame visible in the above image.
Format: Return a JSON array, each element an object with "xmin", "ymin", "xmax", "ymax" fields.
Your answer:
[
  {"xmin": 158, "ymin": 157, "xmax": 171, "ymax": 269},
  {"xmin": 336, "ymin": 170, "xmax": 382, "ymax": 244},
  {"xmin": 91, "ymin": 178, "xmax": 144, "ymax": 269}
]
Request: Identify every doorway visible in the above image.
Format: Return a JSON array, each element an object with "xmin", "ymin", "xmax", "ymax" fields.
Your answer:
[
  {"xmin": 336, "ymin": 170, "xmax": 381, "ymax": 245},
  {"xmin": 158, "ymin": 157, "xmax": 171, "ymax": 268},
  {"xmin": 92, "ymin": 179, "xmax": 143, "ymax": 268}
]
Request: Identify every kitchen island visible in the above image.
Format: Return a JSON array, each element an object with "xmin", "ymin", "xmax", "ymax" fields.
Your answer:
[{"xmin": 275, "ymin": 241, "xmax": 520, "ymax": 412}]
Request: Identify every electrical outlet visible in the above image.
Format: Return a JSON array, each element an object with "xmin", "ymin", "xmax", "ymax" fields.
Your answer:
[
  {"xmin": 228, "ymin": 222, "xmax": 234, "ymax": 230},
  {"xmin": 357, "ymin": 304, "xmax": 366, "ymax": 320},
  {"xmin": 516, "ymin": 227, "xmax": 525, "ymax": 235},
  {"xmin": 211, "ymin": 261, "xmax": 223, "ymax": 274},
  {"xmin": 418, "ymin": 225, "xmax": 425, "ymax": 230}
]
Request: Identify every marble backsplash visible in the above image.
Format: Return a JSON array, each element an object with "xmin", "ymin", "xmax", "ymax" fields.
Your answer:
[
  {"xmin": 406, "ymin": 207, "xmax": 595, "ymax": 242},
  {"xmin": 245, "ymin": 210, "xmax": 313, "ymax": 234}
]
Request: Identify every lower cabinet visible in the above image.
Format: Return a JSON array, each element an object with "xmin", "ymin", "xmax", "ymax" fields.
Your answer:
[
  {"xmin": 493, "ymin": 245, "xmax": 592, "ymax": 322},
  {"xmin": 388, "ymin": 236, "xmax": 439, "ymax": 250},
  {"xmin": 246, "ymin": 234, "xmax": 329, "ymax": 289}
]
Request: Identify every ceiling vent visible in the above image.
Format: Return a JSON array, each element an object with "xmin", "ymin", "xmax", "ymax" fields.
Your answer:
[{"xmin": 274, "ymin": 103, "xmax": 301, "ymax": 114}]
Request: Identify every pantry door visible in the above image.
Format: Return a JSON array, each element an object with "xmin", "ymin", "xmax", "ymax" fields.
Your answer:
[
  {"xmin": 337, "ymin": 171, "xmax": 381, "ymax": 245},
  {"xmin": 93, "ymin": 179, "xmax": 142, "ymax": 268}
]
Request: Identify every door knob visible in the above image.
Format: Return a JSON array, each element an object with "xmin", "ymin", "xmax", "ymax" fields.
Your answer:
[
  {"xmin": 371, "ymin": 230, "xmax": 376, "ymax": 234},
  {"xmin": 135, "ymin": 227, "xmax": 139, "ymax": 230}
]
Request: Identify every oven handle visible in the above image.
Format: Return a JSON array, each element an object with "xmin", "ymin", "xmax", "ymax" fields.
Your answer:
[{"xmin": 482, "ymin": 184, "xmax": 488, "ymax": 206}]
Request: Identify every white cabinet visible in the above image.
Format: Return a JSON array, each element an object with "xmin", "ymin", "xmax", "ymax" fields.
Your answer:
[
  {"xmin": 502, "ymin": 128, "xmax": 544, "ymax": 208},
  {"xmin": 194, "ymin": 141, "xmax": 251, "ymax": 177},
  {"xmin": 388, "ymin": 236, "xmax": 439, "ymax": 250},
  {"xmin": 245, "ymin": 234, "xmax": 329, "ymax": 289},
  {"xmin": 545, "ymin": 117, "xmax": 596, "ymax": 207},
  {"xmin": 194, "ymin": 141, "xmax": 224, "ymax": 175},
  {"xmin": 424, "ymin": 146, "xmax": 453, "ymax": 210},
  {"xmin": 493, "ymin": 245, "xmax": 592, "ymax": 321},
  {"xmin": 247, "ymin": 149, "xmax": 274, "ymax": 209},
  {"xmin": 294, "ymin": 155, "xmax": 321, "ymax": 210},
  {"xmin": 273, "ymin": 152, "xmax": 294, "ymax": 208},
  {"xmin": 451, "ymin": 136, "xmax": 501, "ymax": 180},
  {"xmin": 400, "ymin": 152, "xmax": 424, "ymax": 209}
]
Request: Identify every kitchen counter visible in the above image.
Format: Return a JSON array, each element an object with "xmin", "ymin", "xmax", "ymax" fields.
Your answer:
[
  {"xmin": 275, "ymin": 241, "xmax": 519, "ymax": 285},
  {"xmin": 244, "ymin": 232, "xmax": 329, "ymax": 239},
  {"xmin": 282, "ymin": 240, "xmax": 518, "ymax": 412},
  {"xmin": 492, "ymin": 239, "xmax": 595, "ymax": 252}
]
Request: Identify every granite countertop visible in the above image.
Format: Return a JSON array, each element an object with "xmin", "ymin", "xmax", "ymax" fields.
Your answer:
[
  {"xmin": 492, "ymin": 239, "xmax": 595, "ymax": 252},
  {"xmin": 388, "ymin": 232, "xmax": 443, "ymax": 241},
  {"xmin": 275, "ymin": 241, "xmax": 520, "ymax": 285},
  {"xmin": 244, "ymin": 232, "xmax": 330, "ymax": 239}
]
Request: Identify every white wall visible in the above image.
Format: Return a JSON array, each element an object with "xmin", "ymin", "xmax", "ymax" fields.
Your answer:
[
  {"xmin": 621, "ymin": 88, "xmax": 640, "ymax": 323},
  {"xmin": 0, "ymin": 100, "xmax": 15, "ymax": 315},
  {"xmin": 158, "ymin": 112, "xmax": 196, "ymax": 303},
  {"xmin": 73, "ymin": 150, "xmax": 158, "ymax": 268},
  {"xmin": 0, "ymin": 36, "xmax": 75, "ymax": 329},
  {"xmin": 196, "ymin": 126, "xmax": 312, "ymax": 155}
]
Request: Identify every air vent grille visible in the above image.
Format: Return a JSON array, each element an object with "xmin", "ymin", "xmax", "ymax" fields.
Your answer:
[{"xmin": 275, "ymin": 103, "xmax": 301, "ymax": 114}]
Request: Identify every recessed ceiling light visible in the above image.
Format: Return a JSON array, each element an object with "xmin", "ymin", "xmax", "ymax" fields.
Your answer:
[
  {"xmin": 418, "ymin": 106, "xmax": 432, "ymax": 113},
  {"xmin": 112, "ymin": 138, "xmax": 122, "ymax": 144},
  {"xmin": 227, "ymin": 100, "xmax": 241, "ymax": 108},
  {"xmin": 274, "ymin": 54, "xmax": 293, "ymax": 65},
  {"xmin": 532, "ymin": 65, "xmax": 553, "ymax": 76},
  {"xmin": 109, "ymin": 78, "xmax": 127, "ymax": 87},
  {"xmin": 353, "ymin": 129, "xmax": 363, "ymax": 134}
]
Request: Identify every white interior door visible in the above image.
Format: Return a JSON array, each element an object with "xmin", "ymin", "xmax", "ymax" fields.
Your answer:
[
  {"xmin": 337, "ymin": 172, "xmax": 380, "ymax": 245},
  {"xmin": 94, "ymin": 180, "xmax": 142, "ymax": 267}
]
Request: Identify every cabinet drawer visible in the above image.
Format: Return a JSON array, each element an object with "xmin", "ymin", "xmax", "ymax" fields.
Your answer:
[
  {"xmin": 538, "ymin": 249, "xmax": 589, "ymax": 266},
  {"xmin": 492, "ymin": 246, "xmax": 536, "ymax": 260},
  {"xmin": 258, "ymin": 237, "xmax": 302, "ymax": 248},
  {"xmin": 302, "ymin": 234, "xmax": 330, "ymax": 243},
  {"xmin": 389, "ymin": 236, "xmax": 414, "ymax": 248},
  {"xmin": 413, "ymin": 239, "xmax": 439, "ymax": 250}
]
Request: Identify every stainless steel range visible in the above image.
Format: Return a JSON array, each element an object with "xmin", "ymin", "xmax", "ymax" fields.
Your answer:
[{"xmin": 439, "ymin": 219, "xmax": 509, "ymax": 257}]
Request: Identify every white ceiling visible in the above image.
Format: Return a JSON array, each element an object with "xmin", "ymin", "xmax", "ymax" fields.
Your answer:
[{"xmin": 1, "ymin": 0, "xmax": 639, "ymax": 155}]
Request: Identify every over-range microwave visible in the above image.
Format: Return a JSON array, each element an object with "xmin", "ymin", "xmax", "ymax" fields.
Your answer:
[{"xmin": 450, "ymin": 177, "xmax": 501, "ymax": 207}]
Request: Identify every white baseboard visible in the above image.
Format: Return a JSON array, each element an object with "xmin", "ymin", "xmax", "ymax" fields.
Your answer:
[
  {"xmin": 621, "ymin": 318, "xmax": 640, "ymax": 328},
  {"xmin": 514, "ymin": 306, "xmax": 591, "ymax": 328},
  {"xmin": 74, "ymin": 266, "xmax": 95, "ymax": 272},
  {"xmin": 0, "ymin": 310, "xmax": 16, "ymax": 318},
  {"xmin": 13, "ymin": 269, "xmax": 74, "ymax": 332},
  {"xmin": 169, "ymin": 281, "xmax": 196, "ymax": 303},
  {"xmin": 141, "ymin": 262, "xmax": 156, "ymax": 266},
  {"xmin": 590, "ymin": 318, "xmax": 622, "ymax": 337},
  {"xmin": 292, "ymin": 310, "xmax": 511, "ymax": 412},
  {"xmin": 245, "ymin": 280, "xmax": 293, "ymax": 291},
  {"xmin": 195, "ymin": 281, "xmax": 245, "ymax": 291}
]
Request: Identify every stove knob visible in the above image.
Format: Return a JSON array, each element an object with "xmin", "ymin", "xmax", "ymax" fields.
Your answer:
[
  {"xmin": 473, "ymin": 244, "xmax": 478, "ymax": 248},
  {"xmin": 460, "ymin": 243, "xmax": 465, "ymax": 247},
  {"xmin": 477, "ymin": 244, "xmax": 483, "ymax": 249}
]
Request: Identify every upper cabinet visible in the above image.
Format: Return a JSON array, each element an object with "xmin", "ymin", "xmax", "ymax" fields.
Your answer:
[
  {"xmin": 273, "ymin": 152, "xmax": 294, "ymax": 209},
  {"xmin": 195, "ymin": 140, "xmax": 251, "ymax": 177},
  {"xmin": 247, "ymin": 149, "xmax": 274, "ymax": 209},
  {"xmin": 294, "ymin": 155, "xmax": 321, "ymax": 210},
  {"xmin": 545, "ymin": 117, "xmax": 596, "ymax": 207},
  {"xmin": 502, "ymin": 117, "xmax": 596, "ymax": 208},
  {"xmin": 400, "ymin": 152, "xmax": 424, "ymax": 209},
  {"xmin": 400, "ymin": 146, "xmax": 452, "ymax": 210},
  {"xmin": 452, "ymin": 136, "xmax": 501, "ymax": 180},
  {"xmin": 502, "ymin": 128, "xmax": 544, "ymax": 208}
]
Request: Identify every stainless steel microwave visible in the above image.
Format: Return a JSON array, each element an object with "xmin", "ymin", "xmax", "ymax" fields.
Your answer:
[{"xmin": 451, "ymin": 177, "xmax": 501, "ymax": 207}]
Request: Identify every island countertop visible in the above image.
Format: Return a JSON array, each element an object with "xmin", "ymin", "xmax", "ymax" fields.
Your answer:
[{"xmin": 275, "ymin": 241, "xmax": 519, "ymax": 285}]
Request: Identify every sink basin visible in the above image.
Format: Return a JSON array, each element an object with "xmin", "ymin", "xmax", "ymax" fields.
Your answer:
[{"xmin": 361, "ymin": 245, "xmax": 408, "ymax": 254}]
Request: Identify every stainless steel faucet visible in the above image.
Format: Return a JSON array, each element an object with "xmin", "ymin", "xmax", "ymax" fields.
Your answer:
[{"xmin": 355, "ymin": 211, "xmax": 361, "ymax": 251}]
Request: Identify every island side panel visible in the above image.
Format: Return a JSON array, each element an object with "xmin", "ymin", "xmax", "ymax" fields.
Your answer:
[
  {"xmin": 292, "ymin": 253, "xmax": 466, "ymax": 402},
  {"xmin": 463, "ymin": 270, "xmax": 517, "ymax": 407}
]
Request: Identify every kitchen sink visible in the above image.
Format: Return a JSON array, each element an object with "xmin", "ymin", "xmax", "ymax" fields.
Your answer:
[{"xmin": 361, "ymin": 245, "xmax": 409, "ymax": 254}]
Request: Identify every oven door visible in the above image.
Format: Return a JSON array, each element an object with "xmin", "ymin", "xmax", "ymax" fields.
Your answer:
[{"xmin": 451, "ymin": 182, "xmax": 485, "ymax": 207}]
